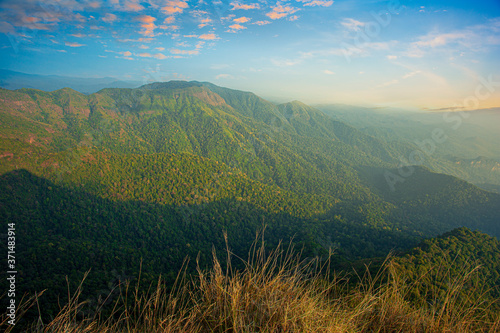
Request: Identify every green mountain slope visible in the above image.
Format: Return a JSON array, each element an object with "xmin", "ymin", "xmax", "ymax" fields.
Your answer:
[
  {"xmin": 1, "ymin": 81, "xmax": 499, "ymax": 323},
  {"xmin": 394, "ymin": 227, "xmax": 500, "ymax": 313}
]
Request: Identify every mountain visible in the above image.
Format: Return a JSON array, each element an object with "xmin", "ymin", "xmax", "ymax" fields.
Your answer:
[
  {"xmin": 0, "ymin": 80, "xmax": 499, "ymax": 323},
  {"xmin": 0, "ymin": 69, "xmax": 142, "ymax": 94},
  {"xmin": 316, "ymin": 104, "xmax": 500, "ymax": 188},
  {"xmin": 394, "ymin": 227, "xmax": 500, "ymax": 314}
]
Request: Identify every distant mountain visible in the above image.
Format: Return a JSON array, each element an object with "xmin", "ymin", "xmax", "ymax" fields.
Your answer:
[
  {"xmin": 317, "ymin": 104, "xmax": 500, "ymax": 187},
  {"xmin": 0, "ymin": 69, "xmax": 142, "ymax": 94}
]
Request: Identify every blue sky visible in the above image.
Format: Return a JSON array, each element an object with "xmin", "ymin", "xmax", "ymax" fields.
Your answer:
[{"xmin": 1, "ymin": 0, "xmax": 500, "ymax": 109}]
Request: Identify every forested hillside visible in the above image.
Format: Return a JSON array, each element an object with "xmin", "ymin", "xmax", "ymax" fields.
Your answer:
[{"xmin": 1, "ymin": 81, "xmax": 499, "ymax": 324}]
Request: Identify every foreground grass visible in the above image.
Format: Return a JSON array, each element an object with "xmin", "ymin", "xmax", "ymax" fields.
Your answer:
[{"xmin": 3, "ymin": 239, "xmax": 500, "ymax": 332}]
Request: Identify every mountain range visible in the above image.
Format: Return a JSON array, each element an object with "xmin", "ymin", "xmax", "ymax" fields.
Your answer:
[{"xmin": 0, "ymin": 80, "xmax": 499, "ymax": 322}]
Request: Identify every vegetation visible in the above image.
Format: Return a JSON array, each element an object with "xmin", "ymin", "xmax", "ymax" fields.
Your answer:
[
  {"xmin": 2, "ymin": 232, "xmax": 499, "ymax": 332},
  {"xmin": 1, "ymin": 81, "xmax": 499, "ymax": 329}
]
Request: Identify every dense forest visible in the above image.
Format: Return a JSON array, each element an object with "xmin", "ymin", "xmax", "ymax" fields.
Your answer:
[{"xmin": 0, "ymin": 81, "xmax": 499, "ymax": 327}]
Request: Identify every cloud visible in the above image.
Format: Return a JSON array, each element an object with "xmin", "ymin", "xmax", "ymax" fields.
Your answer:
[
  {"xmin": 117, "ymin": 37, "xmax": 153, "ymax": 43},
  {"xmin": 324, "ymin": 70, "xmax": 335, "ymax": 75},
  {"xmin": 75, "ymin": 13, "xmax": 86, "ymax": 22},
  {"xmin": 88, "ymin": 1, "xmax": 100, "ymax": 9},
  {"xmin": 139, "ymin": 45, "xmax": 149, "ymax": 49},
  {"xmin": 0, "ymin": 21, "xmax": 14, "ymax": 34},
  {"xmin": 102, "ymin": 13, "xmax": 117, "ymax": 23},
  {"xmin": 229, "ymin": 23, "xmax": 246, "ymax": 30},
  {"xmin": 120, "ymin": 51, "xmax": 132, "ymax": 57},
  {"xmin": 413, "ymin": 33, "xmax": 467, "ymax": 48},
  {"xmin": 387, "ymin": 55, "xmax": 398, "ymax": 60},
  {"xmin": 198, "ymin": 18, "xmax": 212, "ymax": 28},
  {"xmin": 164, "ymin": 16, "xmax": 175, "ymax": 24},
  {"xmin": 198, "ymin": 33, "xmax": 219, "ymax": 40},
  {"xmin": 160, "ymin": 25, "xmax": 179, "ymax": 30},
  {"xmin": 231, "ymin": 2, "xmax": 260, "ymax": 10},
  {"xmin": 234, "ymin": 17, "xmax": 251, "ymax": 23},
  {"xmin": 297, "ymin": 0, "xmax": 334, "ymax": 7},
  {"xmin": 266, "ymin": 4, "xmax": 300, "ymax": 20},
  {"xmin": 341, "ymin": 18, "xmax": 365, "ymax": 31},
  {"xmin": 70, "ymin": 33, "xmax": 85, "ymax": 38},
  {"xmin": 124, "ymin": 1, "xmax": 144, "ymax": 11},
  {"xmin": 65, "ymin": 41, "xmax": 85, "ymax": 47},
  {"xmin": 136, "ymin": 15, "xmax": 157, "ymax": 36},
  {"xmin": 377, "ymin": 79, "xmax": 399, "ymax": 88},
  {"xmin": 402, "ymin": 70, "xmax": 421, "ymax": 79},
  {"xmin": 156, "ymin": 47, "xmax": 165, "ymax": 51},
  {"xmin": 271, "ymin": 58, "xmax": 301, "ymax": 67},
  {"xmin": 254, "ymin": 20, "xmax": 271, "ymax": 26},
  {"xmin": 107, "ymin": 0, "xmax": 143, "ymax": 12},
  {"xmin": 170, "ymin": 48, "xmax": 199, "ymax": 55},
  {"xmin": 138, "ymin": 52, "xmax": 168, "ymax": 59},
  {"xmin": 161, "ymin": 0, "xmax": 188, "ymax": 15},
  {"xmin": 216, "ymin": 74, "xmax": 234, "ymax": 79}
]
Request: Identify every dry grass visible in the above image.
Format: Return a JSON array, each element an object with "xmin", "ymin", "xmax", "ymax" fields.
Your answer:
[{"xmin": 2, "ymin": 237, "xmax": 499, "ymax": 333}]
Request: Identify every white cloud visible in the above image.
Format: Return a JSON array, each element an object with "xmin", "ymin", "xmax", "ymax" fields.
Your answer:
[
  {"xmin": 323, "ymin": 70, "xmax": 335, "ymax": 75},
  {"xmin": 377, "ymin": 79, "xmax": 399, "ymax": 88},
  {"xmin": 341, "ymin": 18, "xmax": 365, "ymax": 31},
  {"xmin": 271, "ymin": 58, "xmax": 301, "ymax": 67},
  {"xmin": 402, "ymin": 70, "xmax": 421, "ymax": 79},
  {"xmin": 216, "ymin": 74, "xmax": 234, "ymax": 79}
]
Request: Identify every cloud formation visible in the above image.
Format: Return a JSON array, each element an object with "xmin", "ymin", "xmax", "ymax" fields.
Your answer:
[
  {"xmin": 65, "ymin": 41, "xmax": 85, "ymax": 47},
  {"xmin": 136, "ymin": 15, "xmax": 157, "ymax": 36},
  {"xmin": 231, "ymin": 2, "xmax": 260, "ymax": 10},
  {"xmin": 297, "ymin": 0, "xmax": 334, "ymax": 7},
  {"xmin": 161, "ymin": 0, "xmax": 188, "ymax": 15},
  {"xmin": 266, "ymin": 4, "xmax": 300, "ymax": 20}
]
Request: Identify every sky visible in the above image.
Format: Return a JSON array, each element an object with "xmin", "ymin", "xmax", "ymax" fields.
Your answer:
[{"xmin": 1, "ymin": 0, "xmax": 500, "ymax": 110}]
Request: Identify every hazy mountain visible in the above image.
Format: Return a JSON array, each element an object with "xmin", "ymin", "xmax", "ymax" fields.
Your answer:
[{"xmin": 0, "ymin": 69, "xmax": 142, "ymax": 94}]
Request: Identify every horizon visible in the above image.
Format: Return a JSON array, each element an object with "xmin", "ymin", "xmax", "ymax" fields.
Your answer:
[
  {"xmin": 2, "ymin": 70, "xmax": 500, "ymax": 113},
  {"xmin": 1, "ymin": 0, "xmax": 500, "ymax": 110}
]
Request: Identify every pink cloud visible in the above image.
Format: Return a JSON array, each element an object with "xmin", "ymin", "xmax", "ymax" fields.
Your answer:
[
  {"xmin": 170, "ymin": 48, "xmax": 199, "ymax": 55},
  {"xmin": 154, "ymin": 53, "xmax": 168, "ymax": 59},
  {"xmin": 65, "ymin": 42, "xmax": 85, "ymax": 47},
  {"xmin": 297, "ymin": 0, "xmax": 334, "ymax": 7},
  {"xmin": 164, "ymin": 17, "xmax": 175, "ymax": 24},
  {"xmin": 125, "ymin": 1, "xmax": 144, "ymax": 11},
  {"xmin": 136, "ymin": 15, "xmax": 157, "ymax": 36},
  {"xmin": 160, "ymin": 25, "xmax": 179, "ymax": 30},
  {"xmin": 102, "ymin": 13, "xmax": 117, "ymax": 23},
  {"xmin": 161, "ymin": 0, "xmax": 188, "ymax": 15},
  {"xmin": 234, "ymin": 17, "xmax": 250, "ymax": 23},
  {"xmin": 198, "ymin": 33, "xmax": 219, "ymax": 40},
  {"xmin": 266, "ymin": 4, "xmax": 300, "ymax": 20},
  {"xmin": 254, "ymin": 20, "xmax": 271, "ymax": 26},
  {"xmin": 231, "ymin": 2, "xmax": 260, "ymax": 10},
  {"xmin": 198, "ymin": 17, "xmax": 212, "ymax": 28},
  {"xmin": 88, "ymin": 1, "xmax": 100, "ymax": 9},
  {"xmin": 229, "ymin": 24, "xmax": 246, "ymax": 30}
]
